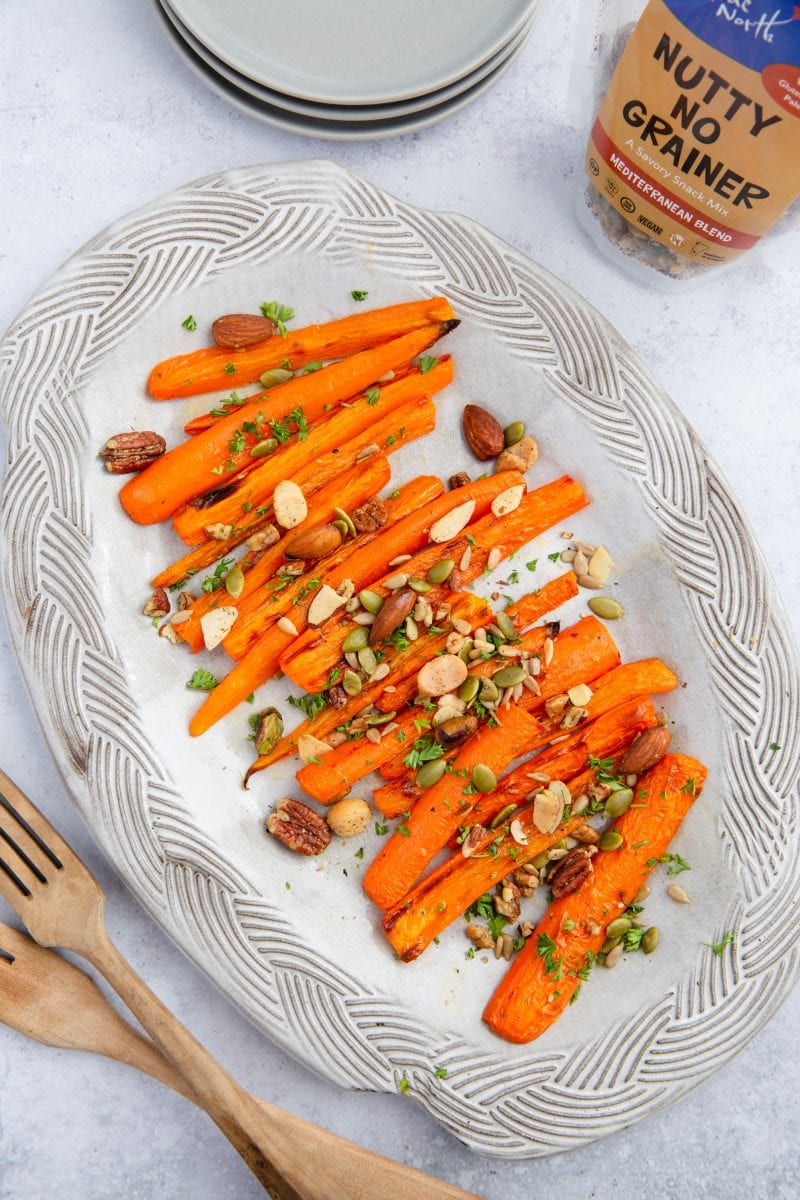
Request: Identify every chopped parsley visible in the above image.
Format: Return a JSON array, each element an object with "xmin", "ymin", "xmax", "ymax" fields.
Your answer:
[
  {"xmin": 647, "ymin": 851, "xmax": 691, "ymax": 877},
  {"xmin": 186, "ymin": 669, "xmax": 218, "ymax": 691},
  {"xmin": 354, "ymin": 847, "xmax": 365, "ymax": 859},
  {"xmin": 201, "ymin": 559, "xmax": 233, "ymax": 594},
  {"xmin": 365, "ymin": 386, "xmax": 380, "ymax": 405},
  {"xmin": 536, "ymin": 933, "xmax": 563, "ymax": 981},
  {"xmin": 287, "ymin": 691, "xmax": 327, "ymax": 720},
  {"xmin": 351, "ymin": 289, "xmax": 368, "ymax": 302},
  {"xmin": 260, "ymin": 300, "xmax": 295, "ymax": 337},
  {"xmin": 223, "ymin": 363, "xmax": 236, "ymax": 375},
  {"xmin": 526, "ymin": 559, "xmax": 538, "ymax": 572},
  {"xmin": 704, "ymin": 931, "xmax": 735, "ymax": 957},
  {"xmin": 465, "ymin": 894, "xmax": 506, "ymax": 941},
  {"xmin": 547, "ymin": 551, "xmax": 560, "ymax": 562},
  {"xmin": 623, "ymin": 927, "xmax": 645, "ymax": 953},
  {"xmin": 302, "ymin": 361, "xmax": 323, "ymax": 374},
  {"xmin": 680, "ymin": 778, "xmax": 697, "ymax": 795},
  {"xmin": 418, "ymin": 355, "xmax": 439, "ymax": 374},
  {"xmin": 403, "ymin": 737, "xmax": 445, "ymax": 769},
  {"xmin": 434, "ymin": 1067, "xmax": 448, "ymax": 1079},
  {"xmin": 398, "ymin": 1076, "xmax": 410, "ymax": 1095},
  {"xmin": 375, "ymin": 821, "xmax": 390, "ymax": 836},
  {"xmin": 769, "ymin": 742, "xmax": 781, "ymax": 751},
  {"xmin": 181, "ymin": 314, "xmax": 197, "ymax": 331},
  {"xmin": 507, "ymin": 569, "xmax": 519, "ymax": 585}
]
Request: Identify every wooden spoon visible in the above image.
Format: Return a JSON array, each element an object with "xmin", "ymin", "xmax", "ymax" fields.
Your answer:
[{"xmin": 0, "ymin": 923, "xmax": 484, "ymax": 1200}]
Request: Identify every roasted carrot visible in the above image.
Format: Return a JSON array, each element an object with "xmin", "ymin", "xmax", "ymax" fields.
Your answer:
[
  {"xmin": 122, "ymin": 323, "xmax": 456, "ymax": 525},
  {"xmin": 240, "ymin": 592, "xmax": 493, "ymax": 777},
  {"xmin": 147, "ymin": 297, "xmax": 455, "ymax": 400},
  {"xmin": 482, "ymin": 754, "xmax": 706, "ymax": 1043},
  {"xmin": 170, "ymin": 360, "xmax": 452, "ymax": 546},
  {"xmin": 506, "ymin": 572, "xmax": 579, "ymax": 628},
  {"xmin": 187, "ymin": 478, "xmax": 446, "ymax": 735},
  {"xmin": 171, "ymin": 453, "xmax": 392, "ymax": 652},
  {"xmin": 363, "ymin": 706, "xmax": 540, "ymax": 911},
  {"xmin": 541, "ymin": 658, "xmax": 679, "ymax": 733}
]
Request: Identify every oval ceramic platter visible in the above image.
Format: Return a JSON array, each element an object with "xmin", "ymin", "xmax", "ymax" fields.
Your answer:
[{"xmin": 1, "ymin": 161, "xmax": 798, "ymax": 1159}]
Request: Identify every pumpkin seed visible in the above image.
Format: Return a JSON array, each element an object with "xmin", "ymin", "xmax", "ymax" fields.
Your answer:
[
  {"xmin": 416, "ymin": 758, "xmax": 447, "ymax": 789},
  {"xmin": 249, "ymin": 438, "xmax": 278, "ymax": 458},
  {"xmin": 342, "ymin": 627, "xmax": 369, "ymax": 653},
  {"xmin": 493, "ymin": 664, "xmax": 526, "ymax": 689},
  {"xmin": 503, "ymin": 421, "xmax": 525, "ymax": 447},
  {"xmin": 479, "ymin": 679, "xmax": 499, "ymax": 703},
  {"xmin": 224, "ymin": 565, "xmax": 245, "ymax": 599},
  {"xmin": 365, "ymin": 710, "xmax": 396, "ymax": 727},
  {"xmin": 358, "ymin": 589, "xmax": 384, "ymax": 614},
  {"xmin": 641, "ymin": 927, "xmax": 659, "ymax": 955},
  {"xmin": 333, "ymin": 518, "xmax": 350, "ymax": 539},
  {"xmin": 588, "ymin": 597, "xmax": 624, "ymax": 620},
  {"xmin": 459, "ymin": 675, "xmax": 481, "ymax": 705},
  {"xmin": 259, "ymin": 367, "xmax": 294, "ymax": 389},
  {"xmin": 490, "ymin": 804, "xmax": 517, "ymax": 829},
  {"xmin": 408, "ymin": 577, "xmax": 432, "ymax": 593},
  {"xmin": 472, "ymin": 763, "xmax": 496, "ymax": 794},
  {"xmin": 357, "ymin": 647, "xmax": 377, "ymax": 675},
  {"xmin": 606, "ymin": 917, "xmax": 632, "ymax": 940},
  {"xmin": 458, "ymin": 643, "xmax": 473, "ymax": 664},
  {"xmin": 601, "ymin": 936, "xmax": 622, "ymax": 955},
  {"xmin": 604, "ymin": 787, "xmax": 634, "ymax": 818},
  {"xmin": 496, "ymin": 611, "xmax": 517, "ymax": 641},
  {"xmin": 532, "ymin": 851, "xmax": 550, "ymax": 870},
  {"xmin": 333, "ymin": 507, "xmax": 356, "ymax": 538},
  {"xmin": 599, "ymin": 830, "xmax": 624, "ymax": 851},
  {"xmin": 427, "ymin": 559, "xmax": 455, "ymax": 585},
  {"xmin": 342, "ymin": 670, "xmax": 362, "ymax": 697}
]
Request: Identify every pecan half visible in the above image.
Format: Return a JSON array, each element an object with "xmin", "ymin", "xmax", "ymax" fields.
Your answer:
[
  {"xmin": 494, "ymin": 877, "xmax": 522, "ymax": 921},
  {"xmin": 446, "ymin": 565, "xmax": 463, "ymax": 593},
  {"xmin": 99, "ymin": 431, "xmax": 165, "ymax": 473},
  {"xmin": 351, "ymin": 496, "xmax": 387, "ymax": 532},
  {"xmin": 448, "ymin": 471, "xmax": 471, "ymax": 490},
  {"xmin": 325, "ymin": 684, "xmax": 348, "ymax": 709},
  {"xmin": 548, "ymin": 847, "xmax": 594, "ymax": 898},
  {"xmin": 266, "ymin": 798, "xmax": 331, "ymax": 856}
]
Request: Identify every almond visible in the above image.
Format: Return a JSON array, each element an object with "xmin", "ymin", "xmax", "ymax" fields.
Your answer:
[
  {"xmin": 368, "ymin": 589, "xmax": 416, "ymax": 647},
  {"xmin": 211, "ymin": 313, "xmax": 276, "ymax": 350},
  {"xmin": 429, "ymin": 498, "xmax": 476, "ymax": 544},
  {"xmin": 284, "ymin": 523, "xmax": 342, "ymax": 560},
  {"xmin": 618, "ymin": 726, "xmax": 672, "ymax": 775},
  {"xmin": 462, "ymin": 404, "xmax": 504, "ymax": 461}
]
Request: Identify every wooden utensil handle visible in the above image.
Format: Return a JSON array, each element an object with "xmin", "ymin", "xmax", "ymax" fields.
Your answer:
[{"xmin": 83, "ymin": 924, "xmax": 348, "ymax": 1200}]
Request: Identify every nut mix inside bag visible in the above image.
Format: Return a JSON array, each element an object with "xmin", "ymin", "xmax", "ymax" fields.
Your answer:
[{"xmin": 580, "ymin": 0, "xmax": 800, "ymax": 281}]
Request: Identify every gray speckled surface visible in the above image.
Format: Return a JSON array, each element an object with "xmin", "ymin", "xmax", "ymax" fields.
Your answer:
[{"xmin": 1, "ymin": 2, "xmax": 798, "ymax": 1198}]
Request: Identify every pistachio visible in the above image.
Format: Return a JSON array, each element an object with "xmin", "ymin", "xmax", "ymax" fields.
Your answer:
[
  {"xmin": 416, "ymin": 758, "xmax": 447, "ymax": 789},
  {"xmin": 357, "ymin": 646, "xmax": 378, "ymax": 676},
  {"xmin": 606, "ymin": 917, "xmax": 632, "ymax": 940},
  {"xmin": 342, "ymin": 670, "xmax": 363, "ymax": 697},
  {"xmin": 503, "ymin": 421, "xmax": 525, "ymax": 447},
  {"xmin": 408, "ymin": 577, "xmax": 432, "ymax": 593},
  {"xmin": 259, "ymin": 367, "xmax": 294, "ymax": 389},
  {"xmin": 599, "ymin": 830, "xmax": 624, "ymax": 851},
  {"xmin": 641, "ymin": 927, "xmax": 659, "ymax": 955},
  {"xmin": 588, "ymin": 596, "xmax": 624, "ymax": 620},
  {"xmin": 342, "ymin": 627, "xmax": 369, "ymax": 653},
  {"xmin": 358, "ymin": 588, "xmax": 384, "ymax": 615},
  {"xmin": 250, "ymin": 438, "xmax": 278, "ymax": 458},
  {"xmin": 458, "ymin": 675, "xmax": 481, "ymax": 705},
  {"xmin": 493, "ymin": 664, "xmax": 526, "ymax": 688},
  {"xmin": 253, "ymin": 708, "xmax": 284, "ymax": 756},
  {"xmin": 496, "ymin": 611, "xmax": 517, "ymax": 641},
  {"xmin": 426, "ymin": 559, "xmax": 455, "ymax": 585},
  {"xmin": 471, "ymin": 763, "xmax": 497, "ymax": 794},
  {"xmin": 224, "ymin": 565, "xmax": 245, "ymax": 599},
  {"xmin": 604, "ymin": 787, "xmax": 634, "ymax": 818}
]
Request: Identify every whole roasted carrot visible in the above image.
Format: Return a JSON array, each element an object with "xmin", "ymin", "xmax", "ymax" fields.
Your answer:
[
  {"xmin": 482, "ymin": 754, "xmax": 706, "ymax": 1043},
  {"xmin": 121, "ymin": 322, "xmax": 457, "ymax": 524},
  {"xmin": 187, "ymin": 478, "xmax": 445, "ymax": 735},
  {"xmin": 240, "ymin": 592, "xmax": 493, "ymax": 778},
  {"xmin": 363, "ymin": 706, "xmax": 541, "ymax": 911},
  {"xmin": 171, "ymin": 360, "xmax": 452, "ymax": 545},
  {"xmin": 148, "ymin": 297, "xmax": 455, "ymax": 400},
  {"xmin": 506, "ymin": 572, "xmax": 579, "ymax": 628},
  {"xmin": 171, "ymin": 453, "xmax": 392, "ymax": 653}
]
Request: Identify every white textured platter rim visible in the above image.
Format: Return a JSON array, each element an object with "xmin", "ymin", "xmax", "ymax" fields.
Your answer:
[
  {"xmin": 150, "ymin": 0, "xmax": 540, "ymax": 142},
  {"xmin": 1, "ymin": 160, "xmax": 798, "ymax": 1160},
  {"xmin": 167, "ymin": 0, "xmax": 538, "ymax": 105}
]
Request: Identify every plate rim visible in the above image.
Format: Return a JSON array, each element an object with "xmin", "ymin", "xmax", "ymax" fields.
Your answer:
[{"xmin": 1, "ymin": 158, "xmax": 799, "ymax": 1159}]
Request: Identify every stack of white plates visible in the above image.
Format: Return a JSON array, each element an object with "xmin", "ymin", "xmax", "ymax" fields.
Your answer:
[{"xmin": 151, "ymin": 0, "xmax": 546, "ymax": 139}]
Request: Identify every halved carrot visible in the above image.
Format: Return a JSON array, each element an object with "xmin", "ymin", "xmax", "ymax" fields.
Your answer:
[
  {"xmin": 171, "ymin": 360, "xmax": 452, "ymax": 546},
  {"xmin": 240, "ymin": 591, "xmax": 493, "ymax": 778},
  {"xmin": 172, "ymin": 453, "xmax": 392, "ymax": 653},
  {"xmin": 147, "ymin": 297, "xmax": 455, "ymax": 400},
  {"xmin": 482, "ymin": 754, "xmax": 706, "ymax": 1043},
  {"xmin": 187, "ymin": 478, "xmax": 445, "ymax": 735},
  {"xmin": 122, "ymin": 323, "xmax": 456, "ymax": 525},
  {"xmin": 363, "ymin": 706, "xmax": 541, "ymax": 911},
  {"xmin": 506, "ymin": 572, "xmax": 579, "ymax": 628}
]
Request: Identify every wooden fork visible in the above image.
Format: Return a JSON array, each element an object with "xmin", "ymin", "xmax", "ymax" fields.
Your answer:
[
  {"xmin": 0, "ymin": 922, "xmax": 484, "ymax": 1200},
  {"xmin": 0, "ymin": 770, "xmax": 482, "ymax": 1200}
]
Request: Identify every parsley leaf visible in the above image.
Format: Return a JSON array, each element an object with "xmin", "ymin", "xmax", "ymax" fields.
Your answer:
[
  {"xmin": 536, "ymin": 933, "xmax": 563, "ymax": 981},
  {"xmin": 351, "ymin": 289, "xmax": 368, "ymax": 302},
  {"xmin": 434, "ymin": 1067, "xmax": 448, "ymax": 1079},
  {"xmin": 525, "ymin": 559, "xmax": 538, "ymax": 572},
  {"xmin": 623, "ymin": 927, "xmax": 645, "ymax": 953},
  {"xmin": 287, "ymin": 692, "xmax": 327, "ymax": 720},
  {"xmin": 704, "ymin": 931, "xmax": 735, "ymax": 957},
  {"xmin": 365, "ymin": 387, "xmax": 380, "ymax": 406},
  {"xmin": 223, "ymin": 363, "xmax": 236, "ymax": 375},
  {"xmin": 181, "ymin": 314, "xmax": 197, "ymax": 331},
  {"xmin": 201, "ymin": 559, "xmax": 233, "ymax": 594},
  {"xmin": 398, "ymin": 1076, "xmax": 410, "ymax": 1096},
  {"xmin": 186, "ymin": 669, "xmax": 218, "ymax": 691},
  {"xmin": 418, "ymin": 355, "xmax": 439, "ymax": 374},
  {"xmin": 547, "ymin": 551, "xmax": 560, "ymax": 562},
  {"xmin": 403, "ymin": 737, "xmax": 445, "ymax": 769},
  {"xmin": 260, "ymin": 300, "xmax": 295, "ymax": 337}
]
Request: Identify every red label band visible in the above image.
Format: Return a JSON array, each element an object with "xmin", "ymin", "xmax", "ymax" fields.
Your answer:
[{"xmin": 591, "ymin": 120, "xmax": 761, "ymax": 250}]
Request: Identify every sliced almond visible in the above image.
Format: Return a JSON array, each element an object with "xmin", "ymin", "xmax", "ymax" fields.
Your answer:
[
  {"xmin": 510, "ymin": 819, "xmax": 529, "ymax": 846},
  {"xmin": 532, "ymin": 788, "xmax": 564, "ymax": 834},
  {"xmin": 200, "ymin": 605, "xmax": 238, "ymax": 650},
  {"xmin": 417, "ymin": 654, "xmax": 468, "ymax": 697},
  {"xmin": 587, "ymin": 545, "xmax": 614, "ymax": 585},
  {"xmin": 548, "ymin": 779, "xmax": 572, "ymax": 807},
  {"xmin": 297, "ymin": 734, "xmax": 334, "ymax": 765},
  {"xmin": 273, "ymin": 480, "xmax": 308, "ymax": 529},
  {"xmin": 169, "ymin": 610, "xmax": 191, "ymax": 626},
  {"xmin": 567, "ymin": 683, "xmax": 593, "ymax": 707},
  {"xmin": 487, "ymin": 547, "xmax": 502, "ymax": 571},
  {"xmin": 307, "ymin": 583, "xmax": 346, "ymax": 626},
  {"xmin": 490, "ymin": 484, "xmax": 525, "ymax": 518},
  {"xmin": 429, "ymin": 499, "xmax": 476, "ymax": 544}
]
